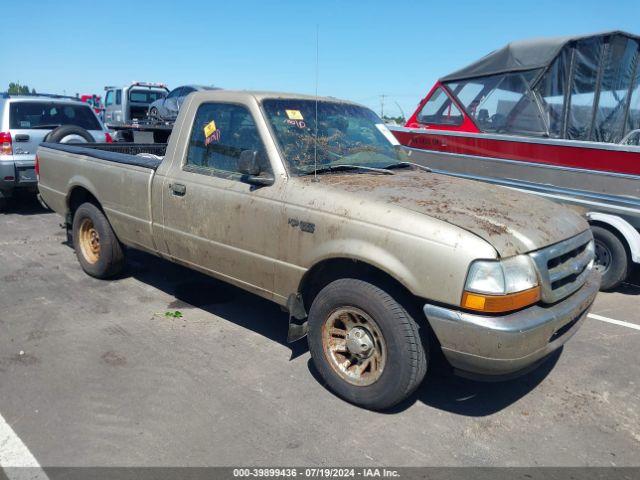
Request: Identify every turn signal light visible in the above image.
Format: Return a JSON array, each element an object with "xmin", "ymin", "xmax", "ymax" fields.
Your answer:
[
  {"xmin": 0, "ymin": 132, "xmax": 12, "ymax": 155},
  {"xmin": 461, "ymin": 286, "xmax": 541, "ymax": 313}
]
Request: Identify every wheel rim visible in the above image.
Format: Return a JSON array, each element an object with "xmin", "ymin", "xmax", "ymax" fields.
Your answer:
[
  {"xmin": 78, "ymin": 218, "xmax": 100, "ymax": 264},
  {"xmin": 594, "ymin": 239, "xmax": 611, "ymax": 274},
  {"xmin": 321, "ymin": 307, "xmax": 386, "ymax": 386}
]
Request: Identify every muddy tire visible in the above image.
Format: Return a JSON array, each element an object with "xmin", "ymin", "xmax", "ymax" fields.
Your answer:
[
  {"xmin": 307, "ymin": 278, "xmax": 427, "ymax": 410},
  {"xmin": 72, "ymin": 202, "xmax": 124, "ymax": 279},
  {"xmin": 592, "ymin": 225, "xmax": 629, "ymax": 290}
]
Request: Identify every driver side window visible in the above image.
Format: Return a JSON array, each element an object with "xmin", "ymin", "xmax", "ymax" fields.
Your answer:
[{"xmin": 185, "ymin": 103, "xmax": 269, "ymax": 178}]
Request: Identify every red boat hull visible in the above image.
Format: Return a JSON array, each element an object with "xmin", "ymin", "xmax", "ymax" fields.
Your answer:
[{"xmin": 393, "ymin": 129, "xmax": 640, "ymax": 177}]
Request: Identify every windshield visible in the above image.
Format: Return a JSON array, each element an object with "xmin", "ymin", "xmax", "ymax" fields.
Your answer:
[
  {"xmin": 129, "ymin": 89, "xmax": 167, "ymax": 104},
  {"xmin": 262, "ymin": 99, "xmax": 405, "ymax": 175}
]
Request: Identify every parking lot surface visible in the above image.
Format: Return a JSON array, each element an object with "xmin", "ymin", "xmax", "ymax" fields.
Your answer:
[{"xmin": 1, "ymin": 197, "xmax": 639, "ymax": 467}]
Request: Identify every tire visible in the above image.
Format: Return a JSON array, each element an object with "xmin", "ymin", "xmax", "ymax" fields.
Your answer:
[
  {"xmin": 307, "ymin": 278, "xmax": 427, "ymax": 410},
  {"xmin": 72, "ymin": 202, "xmax": 125, "ymax": 279},
  {"xmin": 592, "ymin": 225, "xmax": 629, "ymax": 290},
  {"xmin": 45, "ymin": 125, "xmax": 95, "ymax": 143},
  {"xmin": 149, "ymin": 107, "xmax": 160, "ymax": 120}
]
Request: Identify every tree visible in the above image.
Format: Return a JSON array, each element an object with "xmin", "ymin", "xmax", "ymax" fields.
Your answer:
[{"xmin": 7, "ymin": 82, "xmax": 34, "ymax": 95}]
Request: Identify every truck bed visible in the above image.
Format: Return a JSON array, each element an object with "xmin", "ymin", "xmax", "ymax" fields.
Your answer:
[
  {"xmin": 40, "ymin": 142, "xmax": 167, "ymax": 170},
  {"xmin": 38, "ymin": 142, "xmax": 164, "ymax": 252}
]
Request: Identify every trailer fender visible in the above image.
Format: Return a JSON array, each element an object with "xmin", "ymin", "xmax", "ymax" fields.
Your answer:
[{"xmin": 587, "ymin": 212, "xmax": 640, "ymax": 264}]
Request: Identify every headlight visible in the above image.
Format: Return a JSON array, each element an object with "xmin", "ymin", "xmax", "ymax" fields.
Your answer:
[{"xmin": 462, "ymin": 255, "xmax": 540, "ymax": 313}]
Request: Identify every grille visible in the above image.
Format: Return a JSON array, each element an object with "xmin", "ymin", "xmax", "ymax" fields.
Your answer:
[{"xmin": 530, "ymin": 230, "xmax": 594, "ymax": 304}]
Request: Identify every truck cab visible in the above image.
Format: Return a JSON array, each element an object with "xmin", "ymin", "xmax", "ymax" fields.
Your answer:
[{"xmin": 103, "ymin": 82, "xmax": 169, "ymax": 126}]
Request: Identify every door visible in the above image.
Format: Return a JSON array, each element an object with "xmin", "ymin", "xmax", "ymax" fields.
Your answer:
[
  {"xmin": 160, "ymin": 101, "xmax": 283, "ymax": 297},
  {"xmin": 175, "ymin": 87, "xmax": 195, "ymax": 116},
  {"xmin": 162, "ymin": 87, "xmax": 183, "ymax": 119},
  {"xmin": 103, "ymin": 89, "xmax": 115, "ymax": 124}
]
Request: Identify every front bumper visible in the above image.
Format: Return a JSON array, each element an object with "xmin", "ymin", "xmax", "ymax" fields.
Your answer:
[{"xmin": 423, "ymin": 268, "xmax": 600, "ymax": 377}]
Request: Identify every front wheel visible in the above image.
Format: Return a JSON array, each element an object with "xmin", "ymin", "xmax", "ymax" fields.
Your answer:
[
  {"xmin": 149, "ymin": 107, "xmax": 160, "ymax": 120},
  {"xmin": 72, "ymin": 202, "xmax": 125, "ymax": 279},
  {"xmin": 592, "ymin": 225, "xmax": 629, "ymax": 290},
  {"xmin": 307, "ymin": 279, "xmax": 427, "ymax": 410}
]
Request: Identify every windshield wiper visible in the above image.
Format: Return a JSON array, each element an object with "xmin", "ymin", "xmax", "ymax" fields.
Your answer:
[
  {"xmin": 383, "ymin": 161, "xmax": 432, "ymax": 173},
  {"xmin": 302, "ymin": 164, "xmax": 394, "ymax": 176}
]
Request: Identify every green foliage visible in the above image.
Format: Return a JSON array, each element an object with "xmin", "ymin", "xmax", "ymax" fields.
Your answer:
[
  {"xmin": 7, "ymin": 82, "xmax": 35, "ymax": 95},
  {"xmin": 381, "ymin": 115, "xmax": 406, "ymax": 126}
]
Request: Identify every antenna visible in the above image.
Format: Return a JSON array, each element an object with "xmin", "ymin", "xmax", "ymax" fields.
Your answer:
[
  {"xmin": 313, "ymin": 24, "xmax": 319, "ymax": 182},
  {"xmin": 379, "ymin": 94, "xmax": 387, "ymax": 119}
]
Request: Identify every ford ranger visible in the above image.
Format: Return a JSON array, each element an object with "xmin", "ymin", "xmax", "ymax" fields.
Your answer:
[{"xmin": 37, "ymin": 90, "xmax": 600, "ymax": 410}]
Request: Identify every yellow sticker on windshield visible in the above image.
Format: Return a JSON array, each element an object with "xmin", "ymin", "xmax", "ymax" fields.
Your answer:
[
  {"xmin": 286, "ymin": 109, "xmax": 304, "ymax": 120},
  {"xmin": 203, "ymin": 120, "xmax": 217, "ymax": 137}
]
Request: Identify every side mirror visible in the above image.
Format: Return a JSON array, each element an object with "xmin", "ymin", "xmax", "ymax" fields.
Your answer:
[
  {"xmin": 238, "ymin": 150, "xmax": 274, "ymax": 187},
  {"xmin": 238, "ymin": 150, "xmax": 261, "ymax": 176}
]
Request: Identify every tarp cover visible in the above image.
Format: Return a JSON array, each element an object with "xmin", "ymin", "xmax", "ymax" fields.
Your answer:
[{"xmin": 440, "ymin": 31, "xmax": 640, "ymax": 82}]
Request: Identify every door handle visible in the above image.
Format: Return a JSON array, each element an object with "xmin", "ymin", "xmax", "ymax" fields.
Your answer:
[
  {"xmin": 169, "ymin": 183, "xmax": 186, "ymax": 196},
  {"xmin": 14, "ymin": 134, "xmax": 30, "ymax": 142}
]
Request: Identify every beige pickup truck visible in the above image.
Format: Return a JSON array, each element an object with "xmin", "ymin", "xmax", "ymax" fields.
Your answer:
[{"xmin": 37, "ymin": 90, "xmax": 600, "ymax": 410}]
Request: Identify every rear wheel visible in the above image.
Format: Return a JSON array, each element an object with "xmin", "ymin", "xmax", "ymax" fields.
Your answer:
[
  {"xmin": 592, "ymin": 225, "xmax": 629, "ymax": 290},
  {"xmin": 72, "ymin": 202, "xmax": 124, "ymax": 279},
  {"xmin": 307, "ymin": 278, "xmax": 427, "ymax": 410}
]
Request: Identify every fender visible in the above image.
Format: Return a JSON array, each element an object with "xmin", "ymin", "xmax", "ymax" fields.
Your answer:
[{"xmin": 587, "ymin": 212, "xmax": 640, "ymax": 264}]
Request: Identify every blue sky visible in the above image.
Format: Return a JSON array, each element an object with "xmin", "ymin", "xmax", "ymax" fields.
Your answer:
[{"xmin": 2, "ymin": 0, "xmax": 638, "ymax": 118}]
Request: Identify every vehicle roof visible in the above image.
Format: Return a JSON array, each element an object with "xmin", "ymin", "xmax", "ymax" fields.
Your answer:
[
  {"xmin": 440, "ymin": 30, "xmax": 640, "ymax": 82},
  {"xmin": 190, "ymin": 89, "xmax": 365, "ymax": 107},
  {"xmin": 0, "ymin": 94, "xmax": 88, "ymax": 105},
  {"xmin": 185, "ymin": 85, "xmax": 219, "ymax": 91}
]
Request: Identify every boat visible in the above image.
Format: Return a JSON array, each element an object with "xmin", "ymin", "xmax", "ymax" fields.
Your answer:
[{"xmin": 390, "ymin": 30, "xmax": 640, "ymax": 290}]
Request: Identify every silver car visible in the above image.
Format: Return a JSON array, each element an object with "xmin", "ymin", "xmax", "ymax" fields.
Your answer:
[
  {"xmin": 148, "ymin": 85, "xmax": 218, "ymax": 121},
  {"xmin": 0, "ymin": 93, "xmax": 110, "ymax": 209}
]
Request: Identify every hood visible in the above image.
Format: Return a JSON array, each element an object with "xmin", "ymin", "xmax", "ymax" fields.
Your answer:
[{"xmin": 306, "ymin": 169, "xmax": 588, "ymax": 257}]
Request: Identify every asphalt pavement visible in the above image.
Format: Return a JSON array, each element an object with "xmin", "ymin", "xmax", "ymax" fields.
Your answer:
[{"xmin": 0, "ymin": 196, "xmax": 638, "ymax": 467}]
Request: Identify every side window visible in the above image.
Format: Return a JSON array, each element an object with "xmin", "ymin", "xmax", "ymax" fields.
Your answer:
[
  {"xmin": 115, "ymin": 90, "xmax": 122, "ymax": 105},
  {"xmin": 185, "ymin": 103, "xmax": 269, "ymax": 178},
  {"xmin": 105, "ymin": 91, "xmax": 114, "ymax": 107},
  {"xmin": 167, "ymin": 88, "xmax": 182, "ymax": 99},
  {"xmin": 449, "ymin": 73, "xmax": 546, "ymax": 135},
  {"xmin": 416, "ymin": 87, "xmax": 463, "ymax": 126}
]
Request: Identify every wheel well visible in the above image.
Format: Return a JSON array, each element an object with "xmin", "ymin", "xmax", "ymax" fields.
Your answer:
[
  {"xmin": 299, "ymin": 258, "xmax": 415, "ymax": 310},
  {"xmin": 298, "ymin": 257, "xmax": 445, "ymax": 364},
  {"xmin": 67, "ymin": 187, "xmax": 101, "ymax": 221}
]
